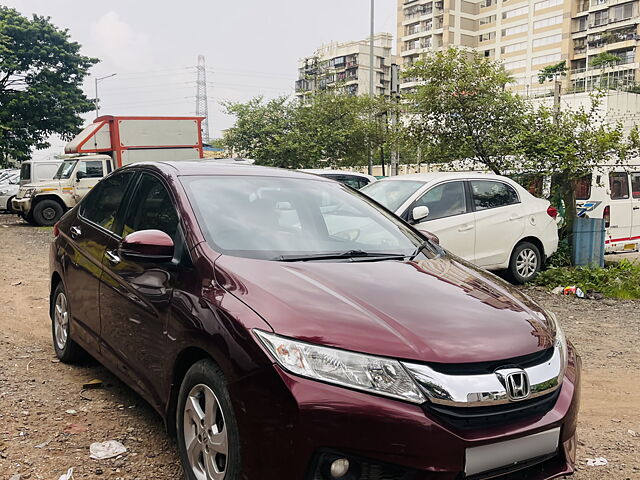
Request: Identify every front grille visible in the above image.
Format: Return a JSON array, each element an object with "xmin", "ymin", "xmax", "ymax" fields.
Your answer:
[
  {"xmin": 425, "ymin": 348, "xmax": 554, "ymax": 376},
  {"xmin": 423, "ymin": 390, "xmax": 560, "ymax": 430},
  {"xmin": 307, "ymin": 450, "xmax": 417, "ymax": 480}
]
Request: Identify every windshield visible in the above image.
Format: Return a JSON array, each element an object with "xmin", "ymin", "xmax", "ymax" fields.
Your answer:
[
  {"xmin": 181, "ymin": 175, "xmax": 435, "ymax": 261},
  {"xmin": 361, "ymin": 180, "xmax": 425, "ymax": 212},
  {"xmin": 54, "ymin": 160, "xmax": 78, "ymax": 179}
]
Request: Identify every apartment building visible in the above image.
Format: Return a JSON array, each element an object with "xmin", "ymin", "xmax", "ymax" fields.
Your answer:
[
  {"xmin": 295, "ymin": 33, "xmax": 395, "ymax": 100},
  {"xmin": 397, "ymin": 0, "xmax": 640, "ymax": 93}
]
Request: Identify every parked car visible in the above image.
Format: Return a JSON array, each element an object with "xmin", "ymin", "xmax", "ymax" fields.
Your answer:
[
  {"xmin": 361, "ymin": 172, "xmax": 559, "ymax": 283},
  {"xmin": 301, "ymin": 169, "xmax": 377, "ymax": 189},
  {"xmin": 0, "ymin": 172, "xmax": 20, "ymax": 212},
  {"xmin": 51, "ymin": 162, "xmax": 580, "ymax": 480}
]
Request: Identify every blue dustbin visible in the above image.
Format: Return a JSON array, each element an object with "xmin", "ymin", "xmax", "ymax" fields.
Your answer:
[{"xmin": 572, "ymin": 217, "xmax": 605, "ymax": 267}]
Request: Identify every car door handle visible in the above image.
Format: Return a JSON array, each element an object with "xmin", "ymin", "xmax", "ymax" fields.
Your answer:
[
  {"xmin": 105, "ymin": 250, "xmax": 121, "ymax": 265},
  {"xmin": 634, "ymin": 206, "xmax": 640, "ymax": 210},
  {"xmin": 509, "ymin": 214, "xmax": 523, "ymax": 221},
  {"xmin": 458, "ymin": 224, "xmax": 474, "ymax": 232},
  {"xmin": 70, "ymin": 225, "xmax": 81, "ymax": 238}
]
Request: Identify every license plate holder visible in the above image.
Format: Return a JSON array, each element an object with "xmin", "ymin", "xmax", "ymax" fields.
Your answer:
[{"xmin": 465, "ymin": 427, "xmax": 560, "ymax": 477}]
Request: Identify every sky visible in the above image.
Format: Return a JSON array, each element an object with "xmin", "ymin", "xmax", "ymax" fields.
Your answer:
[{"xmin": 6, "ymin": 0, "xmax": 397, "ymax": 160}]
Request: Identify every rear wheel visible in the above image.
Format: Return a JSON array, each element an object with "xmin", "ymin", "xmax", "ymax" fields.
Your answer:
[
  {"xmin": 508, "ymin": 241, "xmax": 542, "ymax": 284},
  {"xmin": 33, "ymin": 199, "xmax": 64, "ymax": 226},
  {"xmin": 177, "ymin": 360, "xmax": 241, "ymax": 480},
  {"xmin": 51, "ymin": 283, "xmax": 83, "ymax": 363}
]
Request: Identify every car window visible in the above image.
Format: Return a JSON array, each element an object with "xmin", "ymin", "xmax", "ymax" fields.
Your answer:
[
  {"xmin": 81, "ymin": 171, "xmax": 136, "ymax": 233},
  {"xmin": 609, "ymin": 172, "xmax": 629, "ymax": 200},
  {"xmin": 78, "ymin": 160, "xmax": 104, "ymax": 179},
  {"xmin": 361, "ymin": 180, "xmax": 425, "ymax": 212},
  {"xmin": 632, "ymin": 172, "xmax": 640, "ymax": 199},
  {"xmin": 20, "ymin": 163, "xmax": 30, "ymax": 181},
  {"xmin": 470, "ymin": 180, "xmax": 519, "ymax": 211},
  {"xmin": 414, "ymin": 181, "xmax": 467, "ymax": 221},
  {"xmin": 182, "ymin": 175, "xmax": 428, "ymax": 261},
  {"xmin": 575, "ymin": 174, "xmax": 592, "ymax": 200},
  {"xmin": 122, "ymin": 173, "xmax": 179, "ymax": 240}
]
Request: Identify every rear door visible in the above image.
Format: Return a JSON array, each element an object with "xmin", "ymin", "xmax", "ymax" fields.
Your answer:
[
  {"xmin": 411, "ymin": 181, "xmax": 476, "ymax": 261},
  {"xmin": 607, "ymin": 172, "xmax": 633, "ymax": 246},
  {"xmin": 63, "ymin": 170, "xmax": 136, "ymax": 352},
  {"xmin": 470, "ymin": 179, "xmax": 524, "ymax": 268},
  {"xmin": 629, "ymin": 172, "xmax": 640, "ymax": 244},
  {"xmin": 99, "ymin": 172, "xmax": 184, "ymax": 406}
]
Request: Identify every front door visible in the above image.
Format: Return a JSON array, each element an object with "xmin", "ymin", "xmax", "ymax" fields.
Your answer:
[
  {"xmin": 470, "ymin": 179, "xmax": 524, "ymax": 268},
  {"xmin": 99, "ymin": 172, "xmax": 182, "ymax": 407},
  {"xmin": 64, "ymin": 170, "xmax": 136, "ymax": 351},
  {"xmin": 412, "ymin": 181, "xmax": 476, "ymax": 262},
  {"xmin": 73, "ymin": 159, "xmax": 105, "ymax": 201}
]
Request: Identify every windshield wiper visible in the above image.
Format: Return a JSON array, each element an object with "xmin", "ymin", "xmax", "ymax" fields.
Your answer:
[{"xmin": 273, "ymin": 250, "xmax": 407, "ymax": 262}]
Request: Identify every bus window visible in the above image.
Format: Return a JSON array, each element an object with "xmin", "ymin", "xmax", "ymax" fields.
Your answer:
[
  {"xmin": 609, "ymin": 172, "xmax": 629, "ymax": 200},
  {"xmin": 631, "ymin": 172, "xmax": 640, "ymax": 199},
  {"xmin": 575, "ymin": 174, "xmax": 592, "ymax": 200}
]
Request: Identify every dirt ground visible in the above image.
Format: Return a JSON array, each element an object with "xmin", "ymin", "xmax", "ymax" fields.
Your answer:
[{"xmin": 0, "ymin": 213, "xmax": 638, "ymax": 480}]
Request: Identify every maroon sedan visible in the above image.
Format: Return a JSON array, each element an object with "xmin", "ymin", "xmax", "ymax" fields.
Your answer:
[{"xmin": 50, "ymin": 161, "xmax": 580, "ymax": 480}]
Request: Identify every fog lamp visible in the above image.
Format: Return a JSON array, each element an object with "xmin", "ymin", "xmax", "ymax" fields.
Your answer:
[{"xmin": 330, "ymin": 458, "xmax": 350, "ymax": 478}]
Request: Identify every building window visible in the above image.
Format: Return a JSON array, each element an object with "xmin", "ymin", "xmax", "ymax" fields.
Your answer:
[
  {"xmin": 502, "ymin": 6, "xmax": 528, "ymax": 19},
  {"xmin": 502, "ymin": 23, "xmax": 528, "ymax": 36},
  {"xmin": 610, "ymin": 2, "xmax": 634, "ymax": 23},
  {"xmin": 480, "ymin": 0, "xmax": 494, "ymax": 7},
  {"xmin": 533, "ymin": 33, "xmax": 562, "ymax": 48},
  {"xmin": 502, "ymin": 41, "xmax": 527, "ymax": 54},
  {"xmin": 479, "ymin": 32, "xmax": 496, "ymax": 42},
  {"xmin": 533, "ymin": 15, "xmax": 563, "ymax": 29},
  {"xmin": 504, "ymin": 59, "xmax": 527, "ymax": 69},
  {"xmin": 534, "ymin": 0, "xmax": 563, "ymax": 11},
  {"xmin": 591, "ymin": 10, "xmax": 609, "ymax": 27},
  {"xmin": 532, "ymin": 53, "xmax": 562, "ymax": 65},
  {"xmin": 480, "ymin": 14, "xmax": 496, "ymax": 25}
]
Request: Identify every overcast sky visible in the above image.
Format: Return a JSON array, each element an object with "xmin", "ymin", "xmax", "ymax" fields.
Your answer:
[{"xmin": 6, "ymin": 0, "xmax": 397, "ymax": 159}]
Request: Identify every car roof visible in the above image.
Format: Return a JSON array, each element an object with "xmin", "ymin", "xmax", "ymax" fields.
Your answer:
[
  {"xmin": 125, "ymin": 160, "xmax": 334, "ymax": 181},
  {"xmin": 377, "ymin": 171, "xmax": 514, "ymax": 183},
  {"xmin": 301, "ymin": 169, "xmax": 374, "ymax": 178}
]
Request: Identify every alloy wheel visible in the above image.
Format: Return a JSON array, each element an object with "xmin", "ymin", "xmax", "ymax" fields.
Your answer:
[
  {"xmin": 54, "ymin": 292, "xmax": 69, "ymax": 350},
  {"xmin": 183, "ymin": 384, "xmax": 229, "ymax": 480},
  {"xmin": 516, "ymin": 248, "xmax": 538, "ymax": 280}
]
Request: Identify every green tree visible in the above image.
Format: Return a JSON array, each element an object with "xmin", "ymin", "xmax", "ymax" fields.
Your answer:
[
  {"xmin": 538, "ymin": 60, "xmax": 567, "ymax": 84},
  {"xmin": 0, "ymin": 7, "xmax": 98, "ymax": 166},
  {"xmin": 590, "ymin": 52, "xmax": 620, "ymax": 89},
  {"xmin": 516, "ymin": 94, "xmax": 629, "ymax": 235},
  {"xmin": 402, "ymin": 48, "xmax": 527, "ymax": 174}
]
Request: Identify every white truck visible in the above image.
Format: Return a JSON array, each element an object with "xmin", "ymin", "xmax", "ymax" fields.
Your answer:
[{"xmin": 13, "ymin": 115, "xmax": 204, "ymax": 226}]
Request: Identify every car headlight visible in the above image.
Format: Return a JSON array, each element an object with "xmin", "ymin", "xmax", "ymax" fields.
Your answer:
[
  {"xmin": 255, "ymin": 330, "xmax": 426, "ymax": 404},
  {"xmin": 22, "ymin": 188, "xmax": 36, "ymax": 198},
  {"xmin": 546, "ymin": 310, "xmax": 568, "ymax": 376}
]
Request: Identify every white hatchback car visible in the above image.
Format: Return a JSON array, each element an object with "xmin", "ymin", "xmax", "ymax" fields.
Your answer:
[{"xmin": 361, "ymin": 172, "xmax": 559, "ymax": 283}]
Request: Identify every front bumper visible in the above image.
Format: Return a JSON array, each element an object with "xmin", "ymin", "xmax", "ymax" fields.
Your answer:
[
  {"xmin": 12, "ymin": 197, "xmax": 32, "ymax": 214},
  {"xmin": 229, "ymin": 344, "xmax": 581, "ymax": 480}
]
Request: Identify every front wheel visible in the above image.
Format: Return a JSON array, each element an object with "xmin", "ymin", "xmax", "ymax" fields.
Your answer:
[
  {"xmin": 508, "ymin": 241, "xmax": 542, "ymax": 284},
  {"xmin": 177, "ymin": 360, "xmax": 241, "ymax": 480},
  {"xmin": 33, "ymin": 199, "xmax": 64, "ymax": 226}
]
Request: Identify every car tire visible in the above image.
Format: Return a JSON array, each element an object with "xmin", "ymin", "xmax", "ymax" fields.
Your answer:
[
  {"xmin": 177, "ymin": 359, "xmax": 241, "ymax": 480},
  {"xmin": 51, "ymin": 282, "xmax": 83, "ymax": 363},
  {"xmin": 508, "ymin": 241, "xmax": 542, "ymax": 284},
  {"xmin": 7, "ymin": 196, "xmax": 17, "ymax": 214},
  {"xmin": 33, "ymin": 199, "xmax": 64, "ymax": 226}
]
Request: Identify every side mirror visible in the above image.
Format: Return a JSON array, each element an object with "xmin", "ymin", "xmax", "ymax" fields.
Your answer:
[
  {"xmin": 76, "ymin": 171, "xmax": 85, "ymax": 182},
  {"xmin": 119, "ymin": 230, "xmax": 174, "ymax": 263},
  {"xmin": 412, "ymin": 206, "xmax": 430, "ymax": 223}
]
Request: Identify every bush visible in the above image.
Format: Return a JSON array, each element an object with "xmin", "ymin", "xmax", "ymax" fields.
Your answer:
[{"xmin": 534, "ymin": 260, "xmax": 640, "ymax": 299}]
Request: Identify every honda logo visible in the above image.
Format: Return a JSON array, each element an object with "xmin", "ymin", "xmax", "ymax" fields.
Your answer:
[{"xmin": 495, "ymin": 368, "xmax": 531, "ymax": 401}]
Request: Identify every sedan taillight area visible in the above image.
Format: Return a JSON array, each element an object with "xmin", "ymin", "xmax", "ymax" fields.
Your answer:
[
  {"xmin": 603, "ymin": 205, "xmax": 611, "ymax": 228},
  {"xmin": 546, "ymin": 206, "xmax": 558, "ymax": 219}
]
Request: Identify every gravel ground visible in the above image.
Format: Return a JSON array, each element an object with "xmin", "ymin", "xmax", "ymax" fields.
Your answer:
[{"xmin": 0, "ymin": 213, "xmax": 638, "ymax": 480}]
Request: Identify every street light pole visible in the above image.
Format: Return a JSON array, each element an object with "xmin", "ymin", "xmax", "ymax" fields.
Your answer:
[
  {"xmin": 368, "ymin": 0, "xmax": 375, "ymax": 175},
  {"xmin": 94, "ymin": 73, "xmax": 117, "ymax": 118}
]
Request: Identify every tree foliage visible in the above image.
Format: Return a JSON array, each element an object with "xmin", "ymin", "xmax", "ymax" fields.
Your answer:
[
  {"xmin": 223, "ymin": 93, "xmax": 394, "ymax": 169},
  {"xmin": 0, "ymin": 7, "xmax": 98, "ymax": 165},
  {"xmin": 538, "ymin": 61, "xmax": 567, "ymax": 84},
  {"xmin": 402, "ymin": 48, "xmax": 526, "ymax": 174}
]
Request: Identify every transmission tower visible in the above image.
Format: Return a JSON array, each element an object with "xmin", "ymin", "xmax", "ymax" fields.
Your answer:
[{"xmin": 196, "ymin": 54, "xmax": 210, "ymax": 143}]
